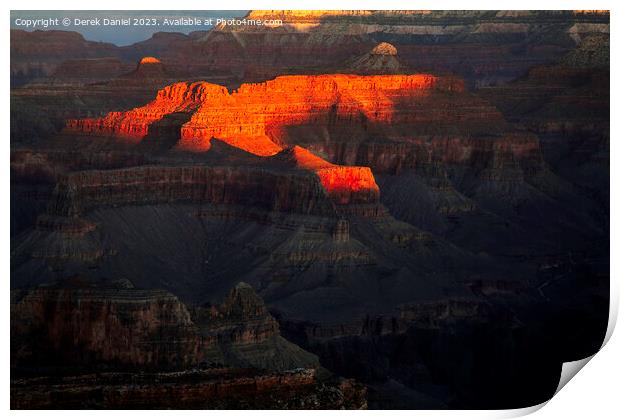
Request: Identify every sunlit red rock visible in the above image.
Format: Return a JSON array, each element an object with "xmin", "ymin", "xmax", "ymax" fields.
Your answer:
[
  {"xmin": 272, "ymin": 146, "xmax": 379, "ymax": 204},
  {"xmin": 342, "ymin": 42, "xmax": 407, "ymax": 74},
  {"xmin": 371, "ymin": 42, "xmax": 397, "ymax": 56},
  {"xmin": 139, "ymin": 56, "xmax": 161, "ymax": 64},
  {"xmin": 66, "ymin": 82, "xmax": 225, "ymax": 140},
  {"xmin": 67, "ymin": 73, "xmax": 462, "ymax": 152}
]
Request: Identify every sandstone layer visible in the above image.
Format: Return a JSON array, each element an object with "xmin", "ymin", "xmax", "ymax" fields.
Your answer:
[{"xmin": 67, "ymin": 74, "xmax": 463, "ymax": 154}]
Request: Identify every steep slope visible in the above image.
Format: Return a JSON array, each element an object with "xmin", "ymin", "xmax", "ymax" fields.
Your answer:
[
  {"xmin": 479, "ymin": 35, "xmax": 609, "ymax": 217},
  {"xmin": 11, "ymin": 280, "xmax": 318, "ymax": 372}
]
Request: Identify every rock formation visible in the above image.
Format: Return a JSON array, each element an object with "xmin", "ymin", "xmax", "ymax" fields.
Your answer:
[
  {"xmin": 43, "ymin": 160, "xmax": 378, "ymax": 218},
  {"xmin": 11, "ymin": 11, "xmax": 609, "ymax": 146},
  {"xmin": 344, "ymin": 42, "xmax": 407, "ymax": 74},
  {"xmin": 11, "ymin": 280, "xmax": 318, "ymax": 372},
  {"xmin": 479, "ymin": 37, "xmax": 609, "ymax": 208},
  {"xmin": 125, "ymin": 56, "xmax": 169, "ymax": 79},
  {"xmin": 64, "ymin": 73, "xmax": 546, "ymax": 215},
  {"xmin": 10, "ymin": 278, "xmax": 367, "ymax": 409},
  {"xmin": 50, "ymin": 57, "xmax": 131, "ymax": 83},
  {"xmin": 11, "ymin": 369, "xmax": 367, "ymax": 409},
  {"xmin": 67, "ymin": 74, "xmax": 462, "ymax": 155},
  {"xmin": 372, "ymin": 42, "xmax": 397, "ymax": 56},
  {"xmin": 204, "ymin": 10, "xmax": 609, "ymax": 86}
]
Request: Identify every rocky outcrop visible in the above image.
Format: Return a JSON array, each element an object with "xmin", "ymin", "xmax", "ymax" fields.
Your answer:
[
  {"xmin": 372, "ymin": 42, "xmax": 397, "ymax": 56},
  {"xmin": 560, "ymin": 35, "xmax": 609, "ymax": 68},
  {"xmin": 180, "ymin": 74, "xmax": 462, "ymax": 154},
  {"xmin": 11, "ymin": 368, "xmax": 367, "ymax": 409},
  {"xmin": 11, "ymin": 282, "xmax": 203, "ymax": 369},
  {"xmin": 344, "ymin": 42, "xmax": 407, "ymax": 74},
  {"xmin": 191, "ymin": 282, "xmax": 279, "ymax": 345},
  {"xmin": 11, "ymin": 280, "xmax": 317, "ymax": 372},
  {"xmin": 119, "ymin": 56, "xmax": 171, "ymax": 80},
  {"xmin": 43, "ymin": 164, "xmax": 378, "ymax": 218},
  {"xmin": 67, "ymin": 74, "xmax": 462, "ymax": 155},
  {"xmin": 271, "ymin": 146, "xmax": 380, "ymax": 205},
  {"xmin": 65, "ymin": 74, "xmax": 541, "ymax": 186},
  {"xmin": 479, "ymin": 42, "xmax": 609, "ymax": 208},
  {"xmin": 66, "ymin": 81, "xmax": 221, "ymax": 140}
]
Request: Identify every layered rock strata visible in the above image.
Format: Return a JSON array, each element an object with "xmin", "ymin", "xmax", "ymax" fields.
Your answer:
[
  {"xmin": 67, "ymin": 74, "xmax": 463, "ymax": 156},
  {"xmin": 11, "ymin": 368, "xmax": 367, "ymax": 409},
  {"xmin": 44, "ymin": 162, "xmax": 378, "ymax": 218},
  {"xmin": 11, "ymin": 280, "xmax": 316, "ymax": 372},
  {"xmin": 65, "ymin": 74, "xmax": 543, "ymax": 210}
]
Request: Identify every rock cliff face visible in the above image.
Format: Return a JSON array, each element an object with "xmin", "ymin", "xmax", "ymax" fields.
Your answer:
[
  {"xmin": 10, "ymin": 278, "xmax": 352, "ymax": 409},
  {"xmin": 190, "ymin": 282, "xmax": 280, "ymax": 347},
  {"xmin": 44, "ymin": 162, "xmax": 377, "ymax": 218},
  {"xmin": 64, "ymin": 73, "xmax": 544, "ymax": 213},
  {"xmin": 12, "ymin": 11, "xmax": 608, "ymax": 146},
  {"xmin": 11, "ymin": 368, "xmax": 367, "ymax": 409},
  {"xmin": 201, "ymin": 10, "xmax": 609, "ymax": 86},
  {"xmin": 66, "ymin": 82, "xmax": 220, "ymax": 140},
  {"xmin": 11, "ymin": 280, "xmax": 316, "ymax": 372},
  {"xmin": 50, "ymin": 57, "xmax": 131, "ymax": 83},
  {"xmin": 67, "ymin": 74, "xmax": 462, "ymax": 154},
  {"xmin": 479, "ymin": 37, "xmax": 609, "ymax": 214},
  {"xmin": 11, "ymin": 284, "xmax": 202, "ymax": 369},
  {"xmin": 65, "ymin": 73, "xmax": 540, "ymax": 178},
  {"xmin": 271, "ymin": 146, "xmax": 380, "ymax": 205}
]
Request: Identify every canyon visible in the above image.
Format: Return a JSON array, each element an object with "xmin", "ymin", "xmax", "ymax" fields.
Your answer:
[{"xmin": 10, "ymin": 9, "xmax": 609, "ymax": 410}]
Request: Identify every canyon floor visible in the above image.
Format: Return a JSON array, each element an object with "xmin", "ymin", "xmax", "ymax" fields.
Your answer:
[{"xmin": 10, "ymin": 10, "xmax": 609, "ymax": 409}]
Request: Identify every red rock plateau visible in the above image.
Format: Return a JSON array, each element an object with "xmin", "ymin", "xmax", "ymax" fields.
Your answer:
[
  {"xmin": 67, "ymin": 74, "xmax": 459, "ymax": 153},
  {"xmin": 65, "ymin": 73, "xmax": 544, "ymax": 203}
]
